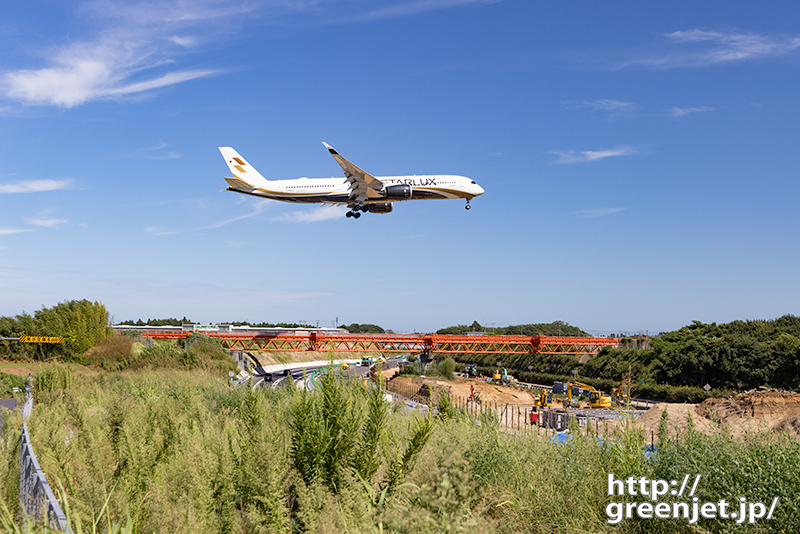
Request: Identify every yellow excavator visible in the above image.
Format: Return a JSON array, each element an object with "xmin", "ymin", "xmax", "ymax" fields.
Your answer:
[
  {"xmin": 534, "ymin": 388, "xmax": 552, "ymax": 408},
  {"xmin": 566, "ymin": 381, "xmax": 611, "ymax": 409},
  {"xmin": 491, "ymin": 368, "xmax": 513, "ymax": 384},
  {"xmin": 611, "ymin": 378, "xmax": 631, "ymax": 404}
]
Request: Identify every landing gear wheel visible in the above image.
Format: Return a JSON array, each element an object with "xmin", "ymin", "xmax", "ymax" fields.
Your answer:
[
  {"xmin": 465, "ymin": 200, "xmax": 471, "ymax": 210},
  {"xmin": 353, "ymin": 212, "xmax": 361, "ymax": 219},
  {"xmin": 346, "ymin": 211, "xmax": 353, "ymax": 218}
]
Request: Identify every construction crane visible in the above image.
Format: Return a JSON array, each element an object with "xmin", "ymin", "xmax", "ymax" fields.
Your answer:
[{"xmin": 566, "ymin": 381, "xmax": 611, "ymax": 409}]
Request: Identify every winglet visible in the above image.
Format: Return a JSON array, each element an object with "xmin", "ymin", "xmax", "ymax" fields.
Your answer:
[{"xmin": 322, "ymin": 142, "xmax": 337, "ymax": 155}]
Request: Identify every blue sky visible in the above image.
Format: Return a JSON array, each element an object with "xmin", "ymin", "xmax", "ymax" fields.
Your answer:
[{"xmin": 1, "ymin": 0, "xmax": 799, "ymax": 335}]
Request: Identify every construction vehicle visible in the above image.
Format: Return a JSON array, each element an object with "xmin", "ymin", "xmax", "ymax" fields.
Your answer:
[
  {"xmin": 340, "ymin": 362, "xmax": 350, "ymax": 371},
  {"xmin": 611, "ymin": 378, "xmax": 631, "ymax": 404},
  {"xmin": 465, "ymin": 363, "xmax": 479, "ymax": 377},
  {"xmin": 491, "ymin": 367, "xmax": 513, "ymax": 385},
  {"xmin": 361, "ymin": 357, "xmax": 374, "ymax": 367},
  {"xmin": 565, "ymin": 381, "xmax": 611, "ymax": 409},
  {"xmin": 534, "ymin": 388, "xmax": 552, "ymax": 408}
]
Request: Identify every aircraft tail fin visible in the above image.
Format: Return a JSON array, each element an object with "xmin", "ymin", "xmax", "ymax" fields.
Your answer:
[{"xmin": 218, "ymin": 147, "xmax": 271, "ymax": 188}]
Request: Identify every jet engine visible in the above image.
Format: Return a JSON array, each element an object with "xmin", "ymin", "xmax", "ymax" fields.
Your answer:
[
  {"xmin": 382, "ymin": 184, "xmax": 412, "ymax": 200},
  {"xmin": 365, "ymin": 203, "xmax": 393, "ymax": 214}
]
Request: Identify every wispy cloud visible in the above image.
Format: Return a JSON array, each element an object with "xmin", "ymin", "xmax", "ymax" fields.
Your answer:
[
  {"xmin": 0, "ymin": 179, "xmax": 71, "ymax": 193},
  {"xmin": 144, "ymin": 226, "xmax": 179, "ymax": 236},
  {"xmin": 25, "ymin": 218, "xmax": 69, "ymax": 228},
  {"xmin": 670, "ymin": 106, "xmax": 714, "ymax": 117},
  {"xmin": 0, "ymin": 228, "xmax": 34, "ymax": 236},
  {"xmin": 353, "ymin": 0, "xmax": 501, "ymax": 21},
  {"xmin": 124, "ymin": 142, "xmax": 181, "ymax": 160},
  {"xmin": 3, "ymin": 40, "xmax": 218, "ymax": 108},
  {"xmin": 574, "ymin": 207, "xmax": 628, "ymax": 218},
  {"xmin": 272, "ymin": 205, "xmax": 348, "ymax": 223},
  {"xmin": 626, "ymin": 29, "xmax": 800, "ymax": 69},
  {"xmin": 0, "ymin": 0, "xmax": 252, "ymax": 108},
  {"xmin": 199, "ymin": 199, "xmax": 273, "ymax": 230},
  {"xmin": 2, "ymin": 0, "xmax": 500, "ymax": 108},
  {"xmin": 551, "ymin": 146, "xmax": 638, "ymax": 164},
  {"xmin": 564, "ymin": 99, "xmax": 638, "ymax": 112}
]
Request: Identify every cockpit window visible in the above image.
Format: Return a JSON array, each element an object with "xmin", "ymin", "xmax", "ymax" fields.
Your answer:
[{"xmin": 470, "ymin": 180, "xmax": 476, "ymax": 184}]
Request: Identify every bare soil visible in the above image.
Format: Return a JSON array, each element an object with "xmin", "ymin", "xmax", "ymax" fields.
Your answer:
[
  {"xmin": 388, "ymin": 375, "xmax": 541, "ymax": 405},
  {"xmin": 630, "ymin": 390, "xmax": 800, "ymax": 440}
]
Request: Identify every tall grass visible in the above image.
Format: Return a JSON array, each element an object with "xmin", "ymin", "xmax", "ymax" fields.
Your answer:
[{"xmin": 2, "ymin": 365, "xmax": 799, "ymax": 533}]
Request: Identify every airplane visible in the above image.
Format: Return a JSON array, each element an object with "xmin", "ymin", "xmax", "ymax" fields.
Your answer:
[{"xmin": 218, "ymin": 142, "xmax": 484, "ymax": 218}]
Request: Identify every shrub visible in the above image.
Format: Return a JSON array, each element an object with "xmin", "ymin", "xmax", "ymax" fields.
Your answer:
[{"xmin": 438, "ymin": 357, "xmax": 455, "ymax": 380}]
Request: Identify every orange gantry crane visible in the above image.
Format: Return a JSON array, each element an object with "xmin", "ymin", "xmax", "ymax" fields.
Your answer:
[{"xmin": 133, "ymin": 331, "xmax": 618, "ymax": 356}]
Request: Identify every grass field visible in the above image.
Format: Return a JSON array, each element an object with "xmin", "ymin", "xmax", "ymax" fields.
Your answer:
[{"xmin": 1, "ymin": 365, "xmax": 798, "ymax": 533}]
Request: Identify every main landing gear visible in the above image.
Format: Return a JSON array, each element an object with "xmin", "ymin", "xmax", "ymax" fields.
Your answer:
[{"xmin": 346, "ymin": 204, "xmax": 366, "ymax": 219}]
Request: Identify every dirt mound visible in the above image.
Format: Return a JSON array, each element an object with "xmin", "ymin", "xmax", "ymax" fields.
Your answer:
[
  {"xmin": 388, "ymin": 375, "xmax": 540, "ymax": 405},
  {"xmin": 696, "ymin": 390, "xmax": 800, "ymax": 437},
  {"xmin": 632, "ymin": 403, "xmax": 718, "ymax": 439},
  {"xmin": 773, "ymin": 415, "xmax": 800, "ymax": 439}
]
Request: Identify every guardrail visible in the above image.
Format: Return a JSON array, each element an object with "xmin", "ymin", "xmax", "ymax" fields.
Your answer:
[{"xmin": 18, "ymin": 387, "xmax": 70, "ymax": 532}]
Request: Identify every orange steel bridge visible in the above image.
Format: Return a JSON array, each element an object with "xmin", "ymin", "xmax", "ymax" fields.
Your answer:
[{"xmin": 138, "ymin": 331, "xmax": 618, "ymax": 356}]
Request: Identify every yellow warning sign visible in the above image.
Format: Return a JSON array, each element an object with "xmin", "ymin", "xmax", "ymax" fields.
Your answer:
[{"xmin": 19, "ymin": 335, "xmax": 65, "ymax": 344}]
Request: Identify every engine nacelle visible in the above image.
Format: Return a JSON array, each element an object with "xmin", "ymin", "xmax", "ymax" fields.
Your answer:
[
  {"xmin": 366, "ymin": 203, "xmax": 393, "ymax": 214},
  {"xmin": 382, "ymin": 184, "xmax": 412, "ymax": 200}
]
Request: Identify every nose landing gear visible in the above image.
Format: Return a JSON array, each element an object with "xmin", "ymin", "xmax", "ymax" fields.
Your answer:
[{"xmin": 465, "ymin": 198, "xmax": 472, "ymax": 210}]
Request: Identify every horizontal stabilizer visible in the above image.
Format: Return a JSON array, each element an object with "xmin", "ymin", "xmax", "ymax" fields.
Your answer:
[{"xmin": 224, "ymin": 176, "xmax": 254, "ymax": 190}]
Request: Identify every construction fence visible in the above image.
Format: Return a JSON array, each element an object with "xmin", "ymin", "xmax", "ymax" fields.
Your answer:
[{"xmin": 384, "ymin": 380, "xmax": 645, "ymax": 438}]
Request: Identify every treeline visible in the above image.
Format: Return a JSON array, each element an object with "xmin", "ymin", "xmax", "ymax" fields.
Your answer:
[
  {"xmin": 118, "ymin": 319, "xmax": 312, "ymax": 328},
  {"xmin": 451, "ymin": 315, "xmax": 800, "ymax": 398},
  {"xmin": 118, "ymin": 317, "xmax": 192, "ymax": 326},
  {"xmin": 437, "ymin": 320, "xmax": 587, "ymax": 337},
  {"xmin": 226, "ymin": 321, "xmax": 306, "ymax": 328},
  {"xmin": 0, "ymin": 300, "xmax": 113, "ymax": 360},
  {"xmin": 585, "ymin": 316, "xmax": 800, "ymax": 391},
  {"xmin": 339, "ymin": 323, "xmax": 385, "ymax": 333}
]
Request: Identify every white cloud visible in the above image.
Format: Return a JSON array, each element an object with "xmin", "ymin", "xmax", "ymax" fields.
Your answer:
[
  {"xmin": 0, "ymin": 0, "xmax": 245, "ymax": 108},
  {"xmin": 2, "ymin": 0, "xmax": 502, "ymax": 108},
  {"xmin": 627, "ymin": 29, "xmax": 800, "ymax": 69},
  {"xmin": 670, "ymin": 106, "xmax": 714, "ymax": 117},
  {"xmin": 273, "ymin": 205, "xmax": 348, "ymax": 223},
  {"xmin": 551, "ymin": 146, "xmax": 638, "ymax": 164},
  {"xmin": 2, "ymin": 38, "xmax": 219, "ymax": 108},
  {"xmin": 0, "ymin": 228, "xmax": 34, "ymax": 235},
  {"xmin": 144, "ymin": 226, "xmax": 178, "ymax": 235},
  {"xmin": 25, "ymin": 218, "xmax": 69, "ymax": 228},
  {"xmin": 124, "ymin": 142, "xmax": 181, "ymax": 159},
  {"xmin": 200, "ymin": 199, "xmax": 273, "ymax": 229},
  {"xmin": 574, "ymin": 207, "xmax": 628, "ymax": 218},
  {"xmin": 0, "ymin": 179, "xmax": 71, "ymax": 193},
  {"xmin": 565, "ymin": 99, "xmax": 638, "ymax": 112},
  {"xmin": 167, "ymin": 36, "xmax": 198, "ymax": 48},
  {"xmin": 355, "ymin": 0, "xmax": 500, "ymax": 21}
]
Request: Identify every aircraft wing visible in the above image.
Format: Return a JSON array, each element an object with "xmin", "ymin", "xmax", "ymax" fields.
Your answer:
[{"xmin": 322, "ymin": 142, "xmax": 385, "ymax": 202}]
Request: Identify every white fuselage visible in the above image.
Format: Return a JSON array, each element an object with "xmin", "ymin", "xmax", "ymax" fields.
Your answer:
[{"xmin": 244, "ymin": 174, "xmax": 484, "ymax": 204}]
